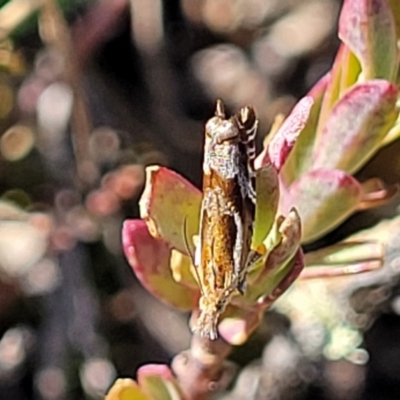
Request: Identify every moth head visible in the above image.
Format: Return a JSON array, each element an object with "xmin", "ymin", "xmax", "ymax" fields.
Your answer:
[{"xmin": 205, "ymin": 100, "xmax": 239, "ymax": 144}]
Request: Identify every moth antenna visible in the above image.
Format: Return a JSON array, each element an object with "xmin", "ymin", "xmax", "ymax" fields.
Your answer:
[
  {"xmin": 183, "ymin": 215, "xmax": 204, "ymax": 296},
  {"xmin": 215, "ymin": 99, "xmax": 226, "ymax": 118},
  {"xmin": 182, "ymin": 215, "xmax": 195, "ymax": 263}
]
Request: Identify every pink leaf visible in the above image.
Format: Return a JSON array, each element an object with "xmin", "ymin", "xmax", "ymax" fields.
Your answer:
[
  {"xmin": 315, "ymin": 44, "xmax": 361, "ymax": 137},
  {"xmin": 105, "ymin": 378, "xmax": 151, "ymax": 400},
  {"xmin": 257, "ymin": 249, "xmax": 304, "ymax": 309},
  {"xmin": 139, "ymin": 166, "xmax": 202, "ymax": 254},
  {"xmin": 252, "ymin": 162, "xmax": 280, "ymax": 248},
  {"xmin": 313, "ymin": 80, "xmax": 398, "ymax": 174},
  {"xmin": 280, "ymin": 75, "xmax": 330, "ymax": 183},
  {"xmin": 241, "ymin": 210, "xmax": 302, "ymax": 305},
  {"xmin": 218, "ymin": 307, "xmax": 262, "ymax": 345},
  {"xmin": 267, "ymin": 96, "xmax": 314, "ymax": 172},
  {"xmin": 138, "ymin": 364, "xmax": 185, "ymax": 400},
  {"xmin": 339, "ymin": 0, "xmax": 397, "ymax": 81},
  {"xmin": 284, "ymin": 169, "xmax": 363, "ymax": 243},
  {"xmin": 122, "ymin": 219, "xmax": 199, "ymax": 310},
  {"xmin": 300, "ymin": 260, "xmax": 382, "ymax": 279},
  {"xmin": 137, "ymin": 364, "xmax": 175, "ymax": 382}
]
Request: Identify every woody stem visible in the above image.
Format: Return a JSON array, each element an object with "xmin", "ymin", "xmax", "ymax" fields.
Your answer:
[{"xmin": 172, "ymin": 333, "xmax": 233, "ymax": 400}]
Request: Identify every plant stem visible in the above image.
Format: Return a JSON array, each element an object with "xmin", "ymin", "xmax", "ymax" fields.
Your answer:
[
  {"xmin": 172, "ymin": 333, "xmax": 234, "ymax": 400},
  {"xmin": 40, "ymin": 0, "xmax": 97, "ymax": 188}
]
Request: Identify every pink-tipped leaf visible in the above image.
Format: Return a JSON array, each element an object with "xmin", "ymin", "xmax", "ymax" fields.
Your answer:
[
  {"xmin": 316, "ymin": 44, "xmax": 362, "ymax": 139},
  {"xmin": 105, "ymin": 379, "xmax": 151, "ymax": 400},
  {"xmin": 122, "ymin": 219, "xmax": 199, "ymax": 310},
  {"xmin": 266, "ymin": 96, "xmax": 314, "ymax": 173},
  {"xmin": 139, "ymin": 166, "xmax": 202, "ymax": 254},
  {"xmin": 312, "ymin": 80, "xmax": 398, "ymax": 174},
  {"xmin": 243, "ymin": 209, "xmax": 303, "ymax": 304},
  {"xmin": 252, "ymin": 161, "xmax": 280, "ymax": 248},
  {"xmin": 339, "ymin": 0, "xmax": 397, "ymax": 81},
  {"xmin": 285, "ymin": 169, "xmax": 363, "ymax": 243},
  {"xmin": 137, "ymin": 364, "xmax": 185, "ymax": 400},
  {"xmin": 257, "ymin": 248, "xmax": 304, "ymax": 310},
  {"xmin": 218, "ymin": 307, "xmax": 262, "ymax": 345},
  {"xmin": 281, "ymin": 75, "xmax": 329, "ymax": 184}
]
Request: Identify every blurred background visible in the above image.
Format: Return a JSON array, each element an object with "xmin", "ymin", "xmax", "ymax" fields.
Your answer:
[{"xmin": 0, "ymin": 0, "xmax": 399, "ymax": 399}]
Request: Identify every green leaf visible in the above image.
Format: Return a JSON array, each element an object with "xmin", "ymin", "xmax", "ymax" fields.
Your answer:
[
  {"xmin": 301, "ymin": 241, "xmax": 383, "ymax": 278},
  {"xmin": 252, "ymin": 163, "xmax": 279, "ymax": 248},
  {"xmin": 305, "ymin": 241, "xmax": 383, "ymax": 266},
  {"xmin": 257, "ymin": 249, "xmax": 304, "ymax": 309},
  {"xmin": 339, "ymin": 46, "xmax": 363, "ymax": 93},
  {"xmin": 287, "ymin": 169, "xmax": 362, "ymax": 243},
  {"xmin": 266, "ymin": 96, "xmax": 314, "ymax": 173},
  {"xmin": 138, "ymin": 365, "xmax": 184, "ymax": 400},
  {"xmin": 105, "ymin": 379, "xmax": 151, "ymax": 400},
  {"xmin": 312, "ymin": 80, "xmax": 398, "ymax": 174},
  {"xmin": 388, "ymin": 0, "xmax": 400, "ymax": 40},
  {"xmin": 316, "ymin": 45, "xmax": 361, "ymax": 139},
  {"xmin": 339, "ymin": 0, "xmax": 397, "ymax": 81},
  {"xmin": 383, "ymin": 110, "xmax": 400, "ymax": 145},
  {"xmin": 281, "ymin": 74, "xmax": 329, "ymax": 184},
  {"xmin": 122, "ymin": 220, "xmax": 199, "ymax": 310},
  {"xmin": 139, "ymin": 166, "xmax": 202, "ymax": 254},
  {"xmin": 244, "ymin": 210, "xmax": 302, "ymax": 303}
]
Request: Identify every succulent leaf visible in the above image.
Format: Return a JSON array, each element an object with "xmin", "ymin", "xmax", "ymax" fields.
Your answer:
[
  {"xmin": 300, "ymin": 260, "xmax": 382, "ymax": 279},
  {"xmin": 305, "ymin": 241, "xmax": 383, "ymax": 267},
  {"xmin": 252, "ymin": 162, "xmax": 279, "ymax": 248},
  {"xmin": 316, "ymin": 45, "xmax": 361, "ymax": 137},
  {"xmin": 139, "ymin": 166, "xmax": 202, "ymax": 253},
  {"xmin": 281, "ymin": 74, "xmax": 329, "ymax": 184},
  {"xmin": 218, "ymin": 307, "xmax": 262, "ymax": 345},
  {"xmin": 137, "ymin": 364, "xmax": 184, "ymax": 400},
  {"xmin": 312, "ymin": 80, "xmax": 398, "ymax": 174},
  {"xmin": 301, "ymin": 240, "xmax": 383, "ymax": 279},
  {"xmin": 244, "ymin": 210, "xmax": 303, "ymax": 303},
  {"xmin": 285, "ymin": 169, "xmax": 362, "ymax": 243},
  {"xmin": 170, "ymin": 249, "xmax": 199, "ymax": 290},
  {"xmin": 265, "ymin": 96, "xmax": 314, "ymax": 173},
  {"xmin": 105, "ymin": 379, "xmax": 151, "ymax": 400},
  {"xmin": 358, "ymin": 179, "xmax": 399, "ymax": 210},
  {"xmin": 122, "ymin": 219, "xmax": 199, "ymax": 310},
  {"xmin": 257, "ymin": 249, "xmax": 304, "ymax": 309},
  {"xmin": 382, "ymin": 114, "xmax": 400, "ymax": 145},
  {"xmin": 388, "ymin": 0, "xmax": 400, "ymax": 41},
  {"xmin": 339, "ymin": 0, "xmax": 397, "ymax": 81}
]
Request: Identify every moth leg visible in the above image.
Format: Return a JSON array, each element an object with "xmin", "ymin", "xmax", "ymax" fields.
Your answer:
[
  {"xmin": 246, "ymin": 249, "xmax": 263, "ymax": 269},
  {"xmin": 237, "ymin": 163, "xmax": 256, "ymax": 204},
  {"xmin": 237, "ymin": 250, "xmax": 264, "ymax": 293},
  {"xmin": 248, "ymin": 178, "xmax": 257, "ymax": 203},
  {"xmin": 246, "ymin": 181, "xmax": 256, "ymax": 204},
  {"xmin": 182, "ymin": 215, "xmax": 195, "ymax": 261}
]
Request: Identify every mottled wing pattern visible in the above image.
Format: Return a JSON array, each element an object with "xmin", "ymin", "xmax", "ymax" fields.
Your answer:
[{"xmin": 194, "ymin": 100, "xmax": 258, "ymax": 339}]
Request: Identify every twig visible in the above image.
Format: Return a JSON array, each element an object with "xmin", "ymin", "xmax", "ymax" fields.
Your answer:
[
  {"xmin": 172, "ymin": 333, "xmax": 234, "ymax": 400},
  {"xmin": 39, "ymin": 0, "xmax": 97, "ymax": 188}
]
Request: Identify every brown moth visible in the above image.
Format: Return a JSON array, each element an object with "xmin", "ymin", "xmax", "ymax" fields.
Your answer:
[{"xmin": 193, "ymin": 100, "xmax": 258, "ymax": 339}]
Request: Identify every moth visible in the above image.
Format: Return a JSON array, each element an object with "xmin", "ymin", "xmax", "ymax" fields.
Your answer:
[{"xmin": 192, "ymin": 100, "xmax": 258, "ymax": 339}]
